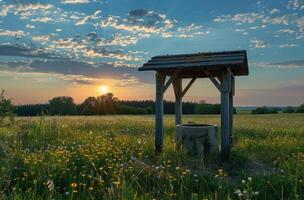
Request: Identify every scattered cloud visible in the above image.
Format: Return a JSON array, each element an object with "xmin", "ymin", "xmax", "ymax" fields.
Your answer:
[
  {"xmin": 250, "ymin": 39, "xmax": 269, "ymax": 48},
  {"xmin": 0, "ymin": 44, "xmax": 62, "ymax": 59},
  {"xmin": 287, "ymin": 0, "xmax": 304, "ymax": 10},
  {"xmin": 31, "ymin": 17, "xmax": 52, "ymax": 23},
  {"xmin": 101, "ymin": 9, "xmax": 174, "ymax": 35},
  {"xmin": 278, "ymin": 29, "xmax": 294, "ymax": 34},
  {"xmin": 279, "ymin": 44, "xmax": 298, "ymax": 48},
  {"xmin": 75, "ymin": 10, "xmax": 101, "ymax": 26},
  {"xmin": 25, "ymin": 24, "xmax": 35, "ymax": 29},
  {"xmin": 61, "ymin": 0, "xmax": 90, "ymax": 4},
  {"xmin": 252, "ymin": 60, "xmax": 304, "ymax": 68},
  {"xmin": 0, "ymin": 29, "xmax": 25, "ymax": 37}
]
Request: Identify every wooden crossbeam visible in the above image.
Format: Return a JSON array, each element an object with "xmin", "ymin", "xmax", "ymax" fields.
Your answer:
[
  {"xmin": 209, "ymin": 77, "xmax": 223, "ymax": 92},
  {"xmin": 163, "ymin": 71, "xmax": 179, "ymax": 93},
  {"xmin": 182, "ymin": 77, "xmax": 196, "ymax": 97}
]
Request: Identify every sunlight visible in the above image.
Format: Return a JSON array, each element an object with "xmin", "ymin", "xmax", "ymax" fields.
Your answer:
[{"xmin": 98, "ymin": 85, "xmax": 109, "ymax": 95}]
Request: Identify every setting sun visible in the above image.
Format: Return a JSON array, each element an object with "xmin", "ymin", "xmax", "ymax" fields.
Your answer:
[{"xmin": 98, "ymin": 85, "xmax": 109, "ymax": 94}]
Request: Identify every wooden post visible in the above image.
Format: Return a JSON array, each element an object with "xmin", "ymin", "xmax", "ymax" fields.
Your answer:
[
  {"xmin": 155, "ymin": 72, "xmax": 166, "ymax": 153},
  {"xmin": 173, "ymin": 76, "xmax": 182, "ymax": 125},
  {"xmin": 229, "ymin": 76, "xmax": 235, "ymax": 146},
  {"xmin": 220, "ymin": 70, "xmax": 231, "ymax": 161}
]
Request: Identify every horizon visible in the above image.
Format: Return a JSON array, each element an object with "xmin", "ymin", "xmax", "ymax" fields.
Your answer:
[{"xmin": 0, "ymin": 0, "xmax": 304, "ymax": 107}]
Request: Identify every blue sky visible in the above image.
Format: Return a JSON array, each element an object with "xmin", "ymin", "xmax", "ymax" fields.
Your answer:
[{"xmin": 0, "ymin": 0, "xmax": 303, "ymax": 106}]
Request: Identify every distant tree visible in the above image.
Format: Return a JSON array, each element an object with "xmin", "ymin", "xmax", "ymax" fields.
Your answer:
[
  {"xmin": 283, "ymin": 106, "xmax": 295, "ymax": 113},
  {"xmin": 49, "ymin": 96, "xmax": 76, "ymax": 115},
  {"xmin": 15, "ymin": 104, "xmax": 49, "ymax": 116},
  {"xmin": 252, "ymin": 106, "xmax": 278, "ymax": 114},
  {"xmin": 96, "ymin": 93, "xmax": 118, "ymax": 114},
  {"xmin": 296, "ymin": 103, "xmax": 304, "ymax": 113},
  {"xmin": 80, "ymin": 97, "xmax": 98, "ymax": 115},
  {"xmin": 0, "ymin": 90, "xmax": 14, "ymax": 123}
]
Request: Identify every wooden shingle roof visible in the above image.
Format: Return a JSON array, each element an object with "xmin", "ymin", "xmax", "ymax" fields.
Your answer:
[{"xmin": 138, "ymin": 50, "xmax": 249, "ymax": 78}]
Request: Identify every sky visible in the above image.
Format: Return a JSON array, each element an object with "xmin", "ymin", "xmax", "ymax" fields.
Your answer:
[{"xmin": 0, "ymin": 0, "xmax": 303, "ymax": 106}]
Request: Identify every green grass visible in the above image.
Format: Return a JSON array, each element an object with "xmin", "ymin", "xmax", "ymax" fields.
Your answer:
[{"xmin": 0, "ymin": 114, "xmax": 303, "ymax": 199}]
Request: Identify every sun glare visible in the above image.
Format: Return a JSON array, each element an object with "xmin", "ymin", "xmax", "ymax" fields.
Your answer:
[{"xmin": 98, "ymin": 85, "xmax": 109, "ymax": 94}]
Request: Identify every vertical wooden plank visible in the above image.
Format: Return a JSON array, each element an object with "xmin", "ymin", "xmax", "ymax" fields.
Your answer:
[
  {"xmin": 155, "ymin": 71, "xmax": 166, "ymax": 153},
  {"xmin": 173, "ymin": 76, "xmax": 182, "ymax": 125},
  {"xmin": 229, "ymin": 76, "xmax": 235, "ymax": 146},
  {"xmin": 220, "ymin": 70, "xmax": 231, "ymax": 161}
]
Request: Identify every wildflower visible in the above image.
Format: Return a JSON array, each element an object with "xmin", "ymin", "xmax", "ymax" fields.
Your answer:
[
  {"xmin": 47, "ymin": 180, "xmax": 54, "ymax": 192},
  {"xmin": 89, "ymin": 186, "xmax": 94, "ymax": 191},
  {"xmin": 248, "ymin": 177, "xmax": 252, "ymax": 182},
  {"xmin": 71, "ymin": 182, "xmax": 77, "ymax": 188}
]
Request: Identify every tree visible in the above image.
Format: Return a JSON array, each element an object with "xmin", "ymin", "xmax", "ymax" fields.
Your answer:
[
  {"xmin": 0, "ymin": 90, "xmax": 14, "ymax": 123},
  {"xmin": 296, "ymin": 103, "xmax": 304, "ymax": 113},
  {"xmin": 252, "ymin": 106, "xmax": 278, "ymax": 114},
  {"xmin": 80, "ymin": 97, "xmax": 98, "ymax": 115},
  {"xmin": 49, "ymin": 96, "xmax": 76, "ymax": 115},
  {"xmin": 283, "ymin": 106, "xmax": 295, "ymax": 113},
  {"xmin": 96, "ymin": 93, "xmax": 118, "ymax": 114}
]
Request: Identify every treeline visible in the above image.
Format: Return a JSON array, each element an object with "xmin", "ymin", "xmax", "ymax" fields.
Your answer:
[
  {"xmin": 251, "ymin": 104, "xmax": 304, "ymax": 114},
  {"xmin": 15, "ymin": 93, "xmax": 236, "ymax": 116}
]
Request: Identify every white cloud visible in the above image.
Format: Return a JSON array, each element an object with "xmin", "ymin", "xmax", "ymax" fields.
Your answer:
[
  {"xmin": 75, "ymin": 10, "xmax": 101, "ymax": 26},
  {"xmin": 61, "ymin": 0, "xmax": 89, "ymax": 4},
  {"xmin": 250, "ymin": 39, "xmax": 269, "ymax": 48},
  {"xmin": 287, "ymin": 0, "xmax": 304, "ymax": 10},
  {"xmin": 270, "ymin": 8, "xmax": 280, "ymax": 14},
  {"xmin": 101, "ymin": 9, "xmax": 175, "ymax": 36},
  {"xmin": 31, "ymin": 17, "xmax": 52, "ymax": 23},
  {"xmin": 0, "ymin": 29, "xmax": 25, "ymax": 37},
  {"xmin": 279, "ymin": 44, "xmax": 298, "ymax": 48},
  {"xmin": 15, "ymin": 3, "xmax": 53, "ymax": 12},
  {"xmin": 278, "ymin": 29, "xmax": 295, "ymax": 34},
  {"xmin": 25, "ymin": 24, "xmax": 35, "ymax": 29},
  {"xmin": 0, "ymin": 4, "xmax": 13, "ymax": 16}
]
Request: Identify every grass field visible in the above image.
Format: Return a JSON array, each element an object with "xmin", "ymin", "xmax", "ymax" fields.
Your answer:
[{"xmin": 0, "ymin": 114, "xmax": 303, "ymax": 199}]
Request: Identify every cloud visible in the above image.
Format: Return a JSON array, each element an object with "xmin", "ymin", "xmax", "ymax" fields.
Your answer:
[
  {"xmin": 0, "ymin": 59, "xmax": 152, "ymax": 86},
  {"xmin": 25, "ymin": 24, "xmax": 35, "ymax": 29},
  {"xmin": 0, "ymin": 44, "xmax": 62, "ymax": 59},
  {"xmin": 279, "ymin": 44, "xmax": 298, "ymax": 48},
  {"xmin": 250, "ymin": 39, "xmax": 269, "ymax": 48},
  {"xmin": 31, "ymin": 17, "xmax": 52, "ymax": 23},
  {"xmin": 287, "ymin": 0, "xmax": 304, "ymax": 10},
  {"xmin": 61, "ymin": 0, "xmax": 90, "ymax": 4},
  {"xmin": 0, "ymin": 29, "xmax": 25, "ymax": 37},
  {"xmin": 101, "ymin": 9, "xmax": 174, "ymax": 35},
  {"xmin": 32, "ymin": 34, "xmax": 58, "ymax": 44},
  {"xmin": 0, "ymin": 4, "xmax": 13, "ymax": 16},
  {"xmin": 14, "ymin": 3, "xmax": 54, "ymax": 12},
  {"xmin": 75, "ymin": 10, "xmax": 101, "ymax": 26},
  {"xmin": 278, "ymin": 29, "xmax": 294, "ymax": 34},
  {"xmin": 252, "ymin": 60, "xmax": 304, "ymax": 68}
]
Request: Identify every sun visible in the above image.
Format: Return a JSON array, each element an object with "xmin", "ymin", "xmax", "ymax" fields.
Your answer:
[{"xmin": 98, "ymin": 85, "xmax": 109, "ymax": 94}]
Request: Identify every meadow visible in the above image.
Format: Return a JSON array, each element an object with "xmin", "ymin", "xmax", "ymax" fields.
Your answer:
[{"xmin": 0, "ymin": 114, "xmax": 303, "ymax": 199}]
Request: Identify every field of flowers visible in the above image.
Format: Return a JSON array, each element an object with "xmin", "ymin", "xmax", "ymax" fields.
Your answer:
[{"xmin": 0, "ymin": 114, "xmax": 303, "ymax": 199}]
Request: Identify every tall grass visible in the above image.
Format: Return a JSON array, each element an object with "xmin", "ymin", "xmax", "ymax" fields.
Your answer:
[{"xmin": 0, "ymin": 114, "xmax": 303, "ymax": 199}]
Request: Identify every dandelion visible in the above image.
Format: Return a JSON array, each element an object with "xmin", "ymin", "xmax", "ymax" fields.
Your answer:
[{"xmin": 71, "ymin": 182, "xmax": 77, "ymax": 188}]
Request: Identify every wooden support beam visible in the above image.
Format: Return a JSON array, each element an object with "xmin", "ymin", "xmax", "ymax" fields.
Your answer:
[
  {"xmin": 220, "ymin": 69, "xmax": 232, "ymax": 161},
  {"xmin": 182, "ymin": 77, "xmax": 196, "ymax": 97},
  {"xmin": 229, "ymin": 75, "xmax": 235, "ymax": 146},
  {"xmin": 155, "ymin": 72, "xmax": 166, "ymax": 154},
  {"xmin": 209, "ymin": 77, "xmax": 223, "ymax": 92},
  {"xmin": 173, "ymin": 76, "xmax": 182, "ymax": 125},
  {"xmin": 163, "ymin": 71, "xmax": 179, "ymax": 94}
]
